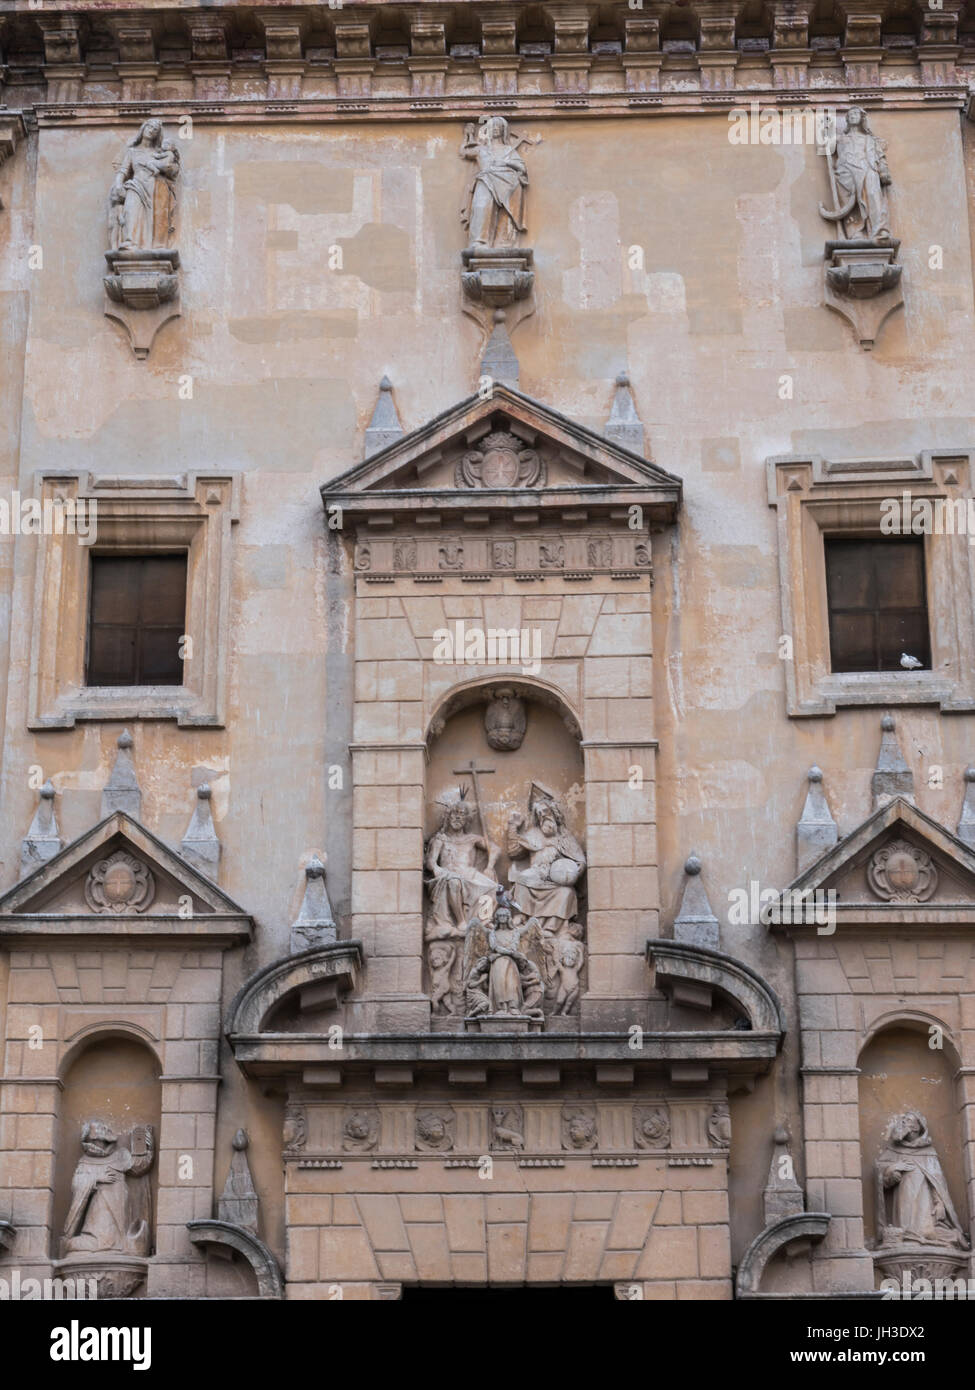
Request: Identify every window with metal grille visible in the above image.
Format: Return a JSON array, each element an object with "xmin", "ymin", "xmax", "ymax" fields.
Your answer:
[
  {"xmin": 86, "ymin": 554, "xmax": 187, "ymax": 687},
  {"xmin": 824, "ymin": 537, "xmax": 930, "ymax": 674}
]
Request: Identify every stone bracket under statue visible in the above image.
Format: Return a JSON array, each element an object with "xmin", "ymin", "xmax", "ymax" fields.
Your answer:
[
  {"xmin": 824, "ymin": 239, "xmax": 903, "ymax": 352},
  {"xmin": 104, "ymin": 247, "xmax": 181, "ymax": 360}
]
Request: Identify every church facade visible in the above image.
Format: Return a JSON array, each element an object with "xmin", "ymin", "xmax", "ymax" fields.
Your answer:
[{"xmin": 1, "ymin": 0, "xmax": 974, "ymax": 1301}]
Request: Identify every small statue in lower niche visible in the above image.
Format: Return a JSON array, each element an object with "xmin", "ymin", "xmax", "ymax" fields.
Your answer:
[
  {"xmin": 62, "ymin": 1121, "xmax": 155, "ymax": 1256},
  {"xmin": 875, "ymin": 1111, "xmax": 969, "ymax": 1250}
]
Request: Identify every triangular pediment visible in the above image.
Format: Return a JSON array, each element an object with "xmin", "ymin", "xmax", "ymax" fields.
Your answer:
[
  {"xmin": 0, "ymin": 813, "xmax": 250, "ymax": 942},
  {"xmin": 321, "ymin": 384, "xmax": 682, "ymax": 526},
  {"xmin": 770, "ymin": 798, "xmax": 975, "ymax": 927}
]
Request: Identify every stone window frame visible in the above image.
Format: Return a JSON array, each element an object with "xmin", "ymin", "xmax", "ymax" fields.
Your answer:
[
  {"xmin": 27, "ymin": 470, "xmax": 239, "ymax": 729},
  {"xmin": 767, "ymin": 451, "xmax": 975, "ymax": 717}
]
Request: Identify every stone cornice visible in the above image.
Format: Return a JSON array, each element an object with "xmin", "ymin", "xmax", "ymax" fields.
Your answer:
[{"xmin": 0, "ymin": 1, "xmax": 971, "ymax": 120}]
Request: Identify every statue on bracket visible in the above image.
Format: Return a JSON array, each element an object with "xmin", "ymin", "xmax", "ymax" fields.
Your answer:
[
  {"xmin": 460, "ymin": 115, "xmax": 532, "ymax": 252},
  {"xmin": 460, "ymin": 115, "xmax": 539, "ymax": 387},
  {"xmin": 104, "ymin": 118, "xmax": 182, "ymax": 360},
  {"xmin": 109, "ymin": 118, "xmax": 180, "ymax": 253},
  {"xmin": 62, "ymin": 1121, "xmax": 154, "ymax": 1256},
  {"xmin": 875, "ymin": 1112, "xmax": 968, "ymax": 1252},
  {"xmin": 819, "ymin": 107, "xmax": 902, "ymax": 350}
]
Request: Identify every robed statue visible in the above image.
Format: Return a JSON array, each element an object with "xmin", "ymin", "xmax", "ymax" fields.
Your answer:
[
  {"xmin": 820, "ymin": 106, "xmax": 891, "ymax": 243},
  {"xmin": 460, "ymin": 116, "xmax": 532, "ymax": 251},
  {"xmin": 109, "ymin": 119, "xmax": 180, "ymax": 252},
  {"xmin": 62, "ymin": 1120, "xmax": 155, "ymax": 1256},
  {"xmin": 875, "ymin": 1111, "xmax": 968, "ymax": 1250}
]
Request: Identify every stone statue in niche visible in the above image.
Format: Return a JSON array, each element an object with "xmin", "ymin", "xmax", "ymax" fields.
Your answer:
[
  {"xmin": 562, "ymin": 1106, "xmax": 598, "ymax": 1152},
  {"xmin": 506, "ymin": 782, "xmax": 586, "ymax": 935},
  {"xmin": 867, "ymin": 840, "xmax": 938, "ymax": 903},
  {"xmin": 463, "ymin": 898, "xmax": 545, "ymax": 1022},
  {"xmin": 484, "ymin": 688, "xmax": 527, "ymax": 752},
  {"xmin": 342, "ymin": 1109, "xmax": 379, "ymax": 1153},
  {"xmin": 109, "ymin": 119, "xmax": 180, "ymax": 253},
  {"xmin": 425, "ymin": 788, "xmax": 500, "ymax": 1014},
  {"xmin": 84, "ymin": 852, "xmax": 155, "ymax": 915},
  {"xmin": 415, "ymin": 1107, "xmax": 455, "ymax": 1153},
  {"xmin": 875, "ymin": 1112, "xmax": 968, "ymax": 1251},
  {"xmin": 62, "ymin": 1121, "xmax": 154, "ymax": 1256},
  {"xmin": 456, "ymin": 431, "xmax": 544, "ymax": 490},
  {"xmin": 460, "ymin": 116, "xmax": 531, "ymax": 252},
  {"xmin": 634, "ymin": 1106, "xmax": 670, "ymax": 1150},
  {"xmin": 490, "ymin": 1105, "xmax": 525, "ymax": 1152},
  {"xmin": 104, "ymin": 119, "xmax": 182, "ymax": 359}
]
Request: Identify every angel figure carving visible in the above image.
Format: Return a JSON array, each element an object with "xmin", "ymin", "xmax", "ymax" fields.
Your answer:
[
  {"xmin": 464, "ymin": 899, "xmax": 545, "ymax": 1020},
  {"xmin": 109, "ymin": 118, "xmax": 180, "ymax": 253}
]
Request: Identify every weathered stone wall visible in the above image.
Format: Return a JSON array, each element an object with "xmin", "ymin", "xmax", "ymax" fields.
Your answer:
[{"xmin": 1, "ymin": 87, "xmax": 974, "ymax": 1293}]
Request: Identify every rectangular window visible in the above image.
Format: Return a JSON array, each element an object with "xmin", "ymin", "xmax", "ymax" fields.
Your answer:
[
  {"xmin": 86, "ymin": 554, "xmax": 187, "ymax": 687},
  {"xmin": 825, "ymin": 537, "xmax": 930, "ymax": 674}
]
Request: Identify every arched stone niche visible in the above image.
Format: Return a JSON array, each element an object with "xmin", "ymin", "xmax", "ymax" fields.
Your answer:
[
  {"xmin": 424, "ymin": 680, "xmax": 586, "ymax": 1030},
  {"xmin": 858, "ymin": 1022, "xmax": 970, "ymax": 1280},
  {"xmin": 53, "ymin": 1034, "xmax": 161, "ymax": 1297}
]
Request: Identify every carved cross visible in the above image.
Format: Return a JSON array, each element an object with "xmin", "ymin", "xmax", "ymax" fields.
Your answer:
[{"xmin": 453, "ymin": 758, "xmax": 495, "ymax": 841}]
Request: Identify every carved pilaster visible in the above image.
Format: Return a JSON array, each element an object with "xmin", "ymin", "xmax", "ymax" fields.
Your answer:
[
  {"xmin": 622, "ymin": 17, "xmax": 662, "ymax": 93},
  {"xmin": 334, "ymin": 20, "xmax": 375, "ymax": 98},
  {"xmin": 256, "ymin": 8, "xmax": 308, "ymax": 101},
  {"xmin": 697, "ymin": 5, "xmax": 738, "ymax": 92},
  {"xmin": 186, "ymin": 14, "xmax": 231, "ymax": 101},
  {"xmin": 549, "ymin": 4, "xmax": 592, "ymax": 95},
  {"xmin": 477, "ymin": 6, "xmax": 520, "ymax": 96},
  {"xmin": 770, "ymin": 1, "xmax": 812, "ymax": 90},
  {"xmin": 105, "ymin": 19, "xmax": 158, "ymax": 102},
  {"xmin": 35, "ymin": 13, "xmax": 86, "ymax": 104},
  {"xmin": 837, "ymin": 3, "xmax": 886, "ymax": 88},
  {"xmin": 918, "ymin": 3, "xmax": 961, "ymax": 86}
]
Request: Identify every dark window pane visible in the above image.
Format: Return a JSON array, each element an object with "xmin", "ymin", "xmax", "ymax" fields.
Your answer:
[
  {"xmin": 824, "ymin": 538, "xmax": 930, "ymax": 673},
  {"xmin": 87, "ymin": 554, "xmax": 187, "ymax": 686},
  {"xmin": 138, "ymin": 628, "xmax": 185, "ymax": 684},
  {"xmin": 87, "ymin": 626, "xmax": 137, "ymax": 686}
]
